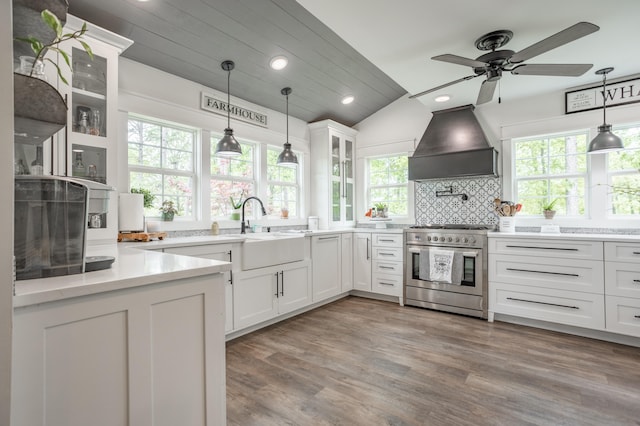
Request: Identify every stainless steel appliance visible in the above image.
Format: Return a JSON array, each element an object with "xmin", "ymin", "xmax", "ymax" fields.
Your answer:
[{"xmin": 404, "ymin": 225, "xmax": 492, "ymax": 318}]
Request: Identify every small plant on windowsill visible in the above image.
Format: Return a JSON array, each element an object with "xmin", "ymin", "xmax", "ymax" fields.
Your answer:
[
  {"xmin": 159, "ymin": 201, "xmax": 178, "ymax": 221},
  {"xmin": 542, "ymin": 198, "xmax": 559, "ymax": 220},
  {"xmin": 229, "ymin": 190, "xmax": 245, "ymax": 220},
  {"xmin": 374, "ymin": 202, "xmax": 388, "ymax": 218}
]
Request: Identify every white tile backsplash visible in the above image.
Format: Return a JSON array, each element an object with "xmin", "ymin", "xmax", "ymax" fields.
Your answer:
[{"xmin": 415, "ymin": 177, "xmax": 501, "ymax": 225}]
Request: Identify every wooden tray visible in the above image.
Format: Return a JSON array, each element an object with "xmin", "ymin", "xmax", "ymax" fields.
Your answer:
[{"xmin": 117, "ymin": 232, "xmax": 167, "ymax": 242}]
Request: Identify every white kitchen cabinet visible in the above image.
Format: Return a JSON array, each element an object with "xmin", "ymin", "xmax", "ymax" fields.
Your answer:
[
  {"xmin": 371, "ymin": 233, "xmax": 404, "ymax": 298},
  {"xmin": 604, "ymin": 242, "xmax": 640, "ymax": 337},
  {"xmin": 311, "ymin": 234, "xmax": 343, "ymax": 301},
  {"xmin": 163, "ymin": 244, "xmax": 234, "ymax": 333},
  {"xmin": 309, "ymin": 120, "xmax": 358, "ymax": 229},
  {"xmin": 353, "ymin": 232, "xmax": 372, "ymax": 291},
  {"xmin": 12, "ymin": 274, "xmax": 226, "ymax": 426},
  {"xmin": 234, "ymin": 260, "xmax": 311, "ymax": 330},
  {"xmin": 341, "ymin": 233, "xmax": 354, "ymax": 292}
]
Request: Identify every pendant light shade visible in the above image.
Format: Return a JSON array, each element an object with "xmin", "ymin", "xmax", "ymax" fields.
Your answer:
[
  {"xmin": 277, "ymin": 87, "xmax": 298, "ymax": 167},
  {"xmin": 587, "ymin": 67, "xmax": 624, "ymax": 154},
  {"xmin": 215, "ymin": 60, "xmax": 242, "ymax": 157}
]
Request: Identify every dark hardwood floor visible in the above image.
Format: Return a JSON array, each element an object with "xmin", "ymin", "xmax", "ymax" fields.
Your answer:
[{"xmin": 226, "ymin": 296, "xmax": 640, "ymax": 426}]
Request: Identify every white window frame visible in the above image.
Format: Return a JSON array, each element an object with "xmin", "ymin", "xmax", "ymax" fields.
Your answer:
[
  {"xmin": 266, "ymin": 146, "xmax": 301, "ymax": 218},
  {"xmin": 365, "ymin": 153, "xmax": 409, "ymax": 218},
  {"xmin": 606, "ymin": 123, "xmax": 640, "ymax": 218},
  {"xmin": 127, "ymin": 114, "xmax": 199, "ymax": 221}
]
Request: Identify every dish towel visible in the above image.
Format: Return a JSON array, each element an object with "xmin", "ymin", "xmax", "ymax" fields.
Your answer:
[{"xmin": 429, "ymin": 249, "xmax": 455, "ymax": 283}]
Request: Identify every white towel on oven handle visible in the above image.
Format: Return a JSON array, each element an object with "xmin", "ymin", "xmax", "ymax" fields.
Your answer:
[{"xmin": 429, "ymin": 249, "xmax": 454, "ymax": 283}]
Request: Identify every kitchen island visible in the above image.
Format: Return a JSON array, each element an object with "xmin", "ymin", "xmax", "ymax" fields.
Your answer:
[{"xmin": 12, "ymin": 244, "xmax": 231, "ymax": 426}]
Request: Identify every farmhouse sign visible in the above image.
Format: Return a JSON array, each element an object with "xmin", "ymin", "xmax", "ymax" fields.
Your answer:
[
  {"xmin": 201, "ymin": 92, "xmax": 268, "ymax": 127},
  {"xmin": 565, "ymin": 76, "xmax": 640, "ymax": 114}
]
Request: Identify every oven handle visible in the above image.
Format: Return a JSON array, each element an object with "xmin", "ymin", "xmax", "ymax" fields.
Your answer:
[{"xmin": 407, "ymin": 247, "xmax": 479, "ymax": 258}]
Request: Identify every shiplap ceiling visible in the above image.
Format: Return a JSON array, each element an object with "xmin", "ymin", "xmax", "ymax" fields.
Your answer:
[{"xmin": 67, "ymin": 0, "xmax": 406, "ymax": 127}]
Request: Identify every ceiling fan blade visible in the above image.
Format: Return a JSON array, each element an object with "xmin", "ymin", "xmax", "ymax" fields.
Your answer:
[
  {"xmin": 432, "ymin": 54, "xmax": 488, "ymax": 69},
  {"xmin": 409, "ymin": 74, "xmax": 480, "ymax": 99},
  {"xmin": 510, "ymin": 22, "xmax": 599, "ymax": 64},
  {"xmin": 511, "ymin": 63, "xmax": 593, "ymax": 76},
  {"xmin": 476, "ymin": 79, "xmax": 497, "ymax": 105}
]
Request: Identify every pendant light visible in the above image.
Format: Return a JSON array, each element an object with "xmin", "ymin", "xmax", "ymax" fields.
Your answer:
[
  {"xmin": 587, "ymin": 67, "xmax": 624, "ymax": 154},
  {"xmin": 214, "ymin": 60, "xmax": 242, "ymax": 157},
  {"xmin": 277, "ymin": 87, "xmax": 298, "ymax": 167}
]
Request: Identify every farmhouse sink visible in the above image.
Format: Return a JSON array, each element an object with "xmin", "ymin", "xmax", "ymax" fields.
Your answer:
[{"xmin": 240, "ymin": 233, "xmax": 305, "ymax": 270}]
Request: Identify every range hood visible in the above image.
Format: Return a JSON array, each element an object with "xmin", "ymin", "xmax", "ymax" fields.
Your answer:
[{"xmin": 408, "ymin": 105, "xmax": 498, "ymax": 181}]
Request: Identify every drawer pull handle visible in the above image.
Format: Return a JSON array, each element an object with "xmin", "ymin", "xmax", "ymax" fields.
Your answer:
[
  {"xmin": 379, "ymin": 253, "xmax": 395, "ymax": 256},
  {"xmin": 506, "ymin": 297, "xmax": 579, "ymax": 310},
  {"xmin": 506, "ymin": 267, "xmax": 579, "ymax": 277},
  {"xmin": 318, "ymin": 236, "xmax": 339, "ymax": 241},
  {"xmin": 634, "ymin": 279, "xmax": 640, "ymax": 283},
  {"xmin": 378, "ymin": 282, "xmax": 395, "ymax": 286},
  {"xmin": 634, "ymin": 252, "xmax": 640, "ymax": 255},
  {"xmin": 505, "ymin": 245, "xmax": 579, "ymax": 251},
  {"xmin": 635, "ymin": 315, "xmax": 640, "ymax": 319},
  {"xmin": 379, "ymin": 239, "xmax": 396, "ymax": 242},
  {"xmin": 379, "ymin": 266, "xmax": 395, "ymax": 270}
]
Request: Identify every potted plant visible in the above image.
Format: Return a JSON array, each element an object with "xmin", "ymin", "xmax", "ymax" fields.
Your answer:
[
  {"xmin": 374, "ymin": 202, "xmax": 388, "ymax": 218},
  {"xmin": 160, "ymin": 200, "xmax": 178, "ymax": 221},
  {"xmin": 542, "ymin": 198, "xmax": 559, "ymax": 219},
  {"xmin": 130, "ymin": 187, "xmax": 155, "ymax": 209},
  {"xmin": 229, "ymin": 191, "xmax": 245, "ymax": 220}
]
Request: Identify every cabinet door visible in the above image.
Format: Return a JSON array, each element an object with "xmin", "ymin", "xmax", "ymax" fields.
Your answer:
[
  {"xmin": 278, "ymin": 262, "xmax": 312, "ymax": 315},
  {"xmin": 353, "ymin": 233, "xmax": 372, "ymax": 291},
  {"xmin": 341, "ymin": 233, "xmax": 354, "ymax": 291},
  {"xmin": 343, "ymin": 137, "xmax": 354, "ymax": 223},
  {"xmin": 312, "ymin": 235, "xmax": 342, "ymax": 301},
  {"xmin": 233, "ymin": 268, "xmax": 278, "ymax": 329}
]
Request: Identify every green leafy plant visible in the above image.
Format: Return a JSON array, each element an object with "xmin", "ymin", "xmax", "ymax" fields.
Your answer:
[
  {"xmin": 15, "ymin": 8, "xmax": 93, "ymax": 84},
  {"xmin": 229, "ymin": 190, "xmax": 246, "ymax": 210},
  {"xmin": 160, "ymin": 200, "xmax": 178, "ymax": 215},
  {"xmin": 130, "ymin": 188, "xmax": 155, "ymax": 209},
  {"xmin": 374, "ymin": 202, "xmax": 387, "ymax": 210},
  {"xmin": 542, "ymin": 198, "xmax": 560, "ymax": 211}
]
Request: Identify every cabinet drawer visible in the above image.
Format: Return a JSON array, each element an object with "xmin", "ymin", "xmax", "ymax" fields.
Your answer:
[
  {"xmin": 489, "ymin": 283, "xmax": 605, "ymax": 329},
  {"xmin": 605, "ymin": 295, "xmax": 640, "ymax": 338},
  {"xmin": 604, "ymin": 242, "xmax": 640, "ymax": 262},
  {"xmin": 489, "ymin": 254, "xmax": 604, "ymax": 294},
  {"xmin": 164, "ymin": 244, "xmax": 232, "ymax": 258},
  {"xmin": 373, "ymin": 233, "xmax": 403, "ymax": 248},
  {"xmin": 372, "ymin": 273, "xmax": 402, "ymax": 296},
  {"xmin": 489, "ymin": 238, "xmax": 603, "ymax": 260},
  {"xmin": 373, "ymin": 259, "xmax": 403, "ymax": 275},
  {"xmin": 372, "ymin": 246, "xmax": 403, "ymax": 261},
  {"xmin": 605, "ymin": 261, "xmax": 640, "ymax": 298}
]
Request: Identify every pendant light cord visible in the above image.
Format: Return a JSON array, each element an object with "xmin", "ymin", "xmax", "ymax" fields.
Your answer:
[
  {"xmin": 602, "ymin": 73, "xmax": 607, "ymax": 125},
  {"xmin": 286, "ymin": 92, "xmax": 289, "ymax": 143},
  {"xmin": 227, "ymin": 68, "xmax": 231, "ymax": 129}
]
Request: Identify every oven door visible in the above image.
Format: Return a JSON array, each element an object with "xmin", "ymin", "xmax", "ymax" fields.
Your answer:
[{"xmin": 405, "ymin": 246, "xmax": 483, "ymax": 296}]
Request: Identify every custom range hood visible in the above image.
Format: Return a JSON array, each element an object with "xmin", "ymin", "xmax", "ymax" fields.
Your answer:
[{"xmin": 408, "ymin": 105, "xmax": 498, "ymax": 181}]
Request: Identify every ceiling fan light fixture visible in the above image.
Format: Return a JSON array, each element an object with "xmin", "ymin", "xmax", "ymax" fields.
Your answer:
[
  {"xmin": 277, "ymin": 87, "xmax": 298, "ymax": 167},
  {"xmin": 269, "ymin": 55, "xmax": 288, "ymax": 70},
  {"xmin": 435, "ymin": 95, "xmax": 451, "ymax": 102},
  {"xmin": 588, "ymin": 67, "xmax": 624, "ymax": 154},
  {"xmin": 215, "ymin": 60, "xmax": 243, "ymax": 157},
  {"xmin": 341, "ymin": 95, "xmax": 355, "ymax": 105}
]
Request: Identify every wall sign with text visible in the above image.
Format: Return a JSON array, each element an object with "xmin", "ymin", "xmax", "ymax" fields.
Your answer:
[
  {"xmin": 201, "ymin": 92, "xmax": 268, "ymax": 127},
  {"xmin": 565, "ymin": 76, "xmax": 640, "ymax": 114}
]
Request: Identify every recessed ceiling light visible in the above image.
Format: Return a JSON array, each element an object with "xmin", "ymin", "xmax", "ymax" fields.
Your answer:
[
  {"xmin": 435, "ymin": 95, "xmax": 451, "ymax": 102},
  {"xmin": 341, "ymin": 95, "xmax": 355, "ymax": 105},
  {"xmin": 269, "ymin": 56, "xmax": 288, "ymax": 70}
]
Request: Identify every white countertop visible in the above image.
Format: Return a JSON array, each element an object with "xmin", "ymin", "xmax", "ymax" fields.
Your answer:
[
  {"xmin": 14, "ymin": 243, "xmax": 232, "ymax": 308},
  {"xmin": 488, "ymin": 231, "xmax": 640, "ymax": 243}
]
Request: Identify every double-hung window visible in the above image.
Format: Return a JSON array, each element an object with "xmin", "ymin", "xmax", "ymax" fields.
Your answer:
[
  {"xmin": 607, "ymin": 124, "xmax": 640, "ymax": 216},
  {"xmin": 127, "ymin": 116, "xmax": 197, "ymax": 219},
  {"xmin": 367, "ymin": 154, "xmax": 408, "ymax": 216},
  {"xmin": 210, "ymin": 136, "xmax": 256, "ymax": 219},
  {"xmin": 512, "ymin": 131, "xmax": 588, "ymax": 216},
  {"xmin": 266, "ymin": 147, "xmax": 300, "ymax": 217}
]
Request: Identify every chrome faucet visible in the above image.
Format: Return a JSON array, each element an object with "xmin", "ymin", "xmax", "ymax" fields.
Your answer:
[{"xmin": 240, "ymin": 196, "xmax": 267, "ymax": 234}]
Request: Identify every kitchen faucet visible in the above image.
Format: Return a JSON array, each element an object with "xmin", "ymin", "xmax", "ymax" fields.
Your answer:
[{"xmin": 240, "ymin": 196, "xmax": 267, "ymax": 234}]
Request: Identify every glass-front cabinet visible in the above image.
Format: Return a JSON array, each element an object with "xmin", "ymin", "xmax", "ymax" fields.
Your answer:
[{"xmin": 310, "ymin": 120, "xmax": 358, "ymax": 229}]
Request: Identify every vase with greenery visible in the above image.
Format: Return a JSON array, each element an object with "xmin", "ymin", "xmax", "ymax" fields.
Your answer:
[
  {"xmin": 542, "ymin": 198, "xmax": 559, "ymax": 219},
  {"xmin": 15, "ymin": 8, "xmax": 93, "ymax": 84},
  {"xmin": 374, "ymin": 202, "xmax": 388, "ymax": 218},
  {"xmin": 160, "ymin": 200, "xmax": 178, "ymax": 221},
  {"xmin": 229, "ymin": 191, "xmax": 245, "ymax": 220}
]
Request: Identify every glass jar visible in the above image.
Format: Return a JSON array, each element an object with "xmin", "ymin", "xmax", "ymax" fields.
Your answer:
[{"xmin": 17, "ymin": 56, "xmax": 47, "ymax": 81}]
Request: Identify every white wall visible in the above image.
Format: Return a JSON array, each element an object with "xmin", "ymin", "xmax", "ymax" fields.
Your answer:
[
  {"xmin": 1, "ymin": 0, "xmax": 13, "ymax": 422},
  {"xmin": 117, "ymin": 58, "xmax": 311, "ymax": 229}
]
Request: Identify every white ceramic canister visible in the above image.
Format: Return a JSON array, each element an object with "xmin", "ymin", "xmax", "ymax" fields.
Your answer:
[{"xmin": 308, "ymin": 216, "xmax": 319, "ymax": 231}]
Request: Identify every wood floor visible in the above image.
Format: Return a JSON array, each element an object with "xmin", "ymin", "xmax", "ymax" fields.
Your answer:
[{"xmin": 226, "ymin": 296, "xmax": 640, "ymax": 426}]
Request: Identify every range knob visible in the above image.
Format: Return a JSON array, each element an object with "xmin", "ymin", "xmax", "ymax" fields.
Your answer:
[
  {"xmin": 463, "ymin": 238, "xmax": 469, "ymax": 243},
  {"xmin": 469, "ymin": 238, "xmax": 476, "ymax": 244},
  {"xmin": 447, "ymin": 237, "xmax": 453, "ymax": 242},
  {"xmin": 426, "ymin": 236, "xmax": 431, "ymax": 241},
  {"xmin": 455, "ymin": 237, "xmax": 460, "ymax": 243},
  {"xmin": 440, "ymin": 237, "xmax": 445, "ymax": 242}
]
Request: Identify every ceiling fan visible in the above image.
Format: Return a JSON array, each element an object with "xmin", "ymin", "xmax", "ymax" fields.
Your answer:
[{"xmin": 410, "ymin": 22, "xmax": 600, "ymax": 105}]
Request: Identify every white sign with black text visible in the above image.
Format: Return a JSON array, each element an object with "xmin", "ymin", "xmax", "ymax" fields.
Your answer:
[
  {"xmin": 565, "ymin": 77, "xmax": 640, "ymax": 114},
  {"xmin": 201, "ymin": 92, "xmax": 268, "ymax": 127}
]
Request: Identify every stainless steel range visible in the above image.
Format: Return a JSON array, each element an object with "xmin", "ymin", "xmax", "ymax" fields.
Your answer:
[{"xmin": 404, "ymin": 225, "xmax": 492, "ymax": 319}]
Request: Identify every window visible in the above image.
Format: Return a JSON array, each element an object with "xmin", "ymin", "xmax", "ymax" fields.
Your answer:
[
  {"xmin": 127, "ymin": 116, "xmax": 197, "ymax": 219},
  {"xmin": 267, "ymin": 147, "xmax": 300, "ymax": 217},
  {"xmin": 512, "ymin": 132, "xmax": 588, "ymax": 216},
  {"xmin": 367, "ymin": 155, "xmax": 408, "ymax": 216},
  {"xmin": 210, "ymin": 136, "xmax": 256, "ymax": 219},
  {"xmin": 608, "ymin": 125, "xmax": 640, "ymax": 216}
]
